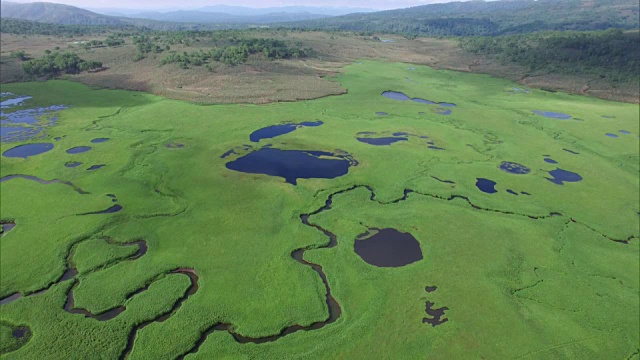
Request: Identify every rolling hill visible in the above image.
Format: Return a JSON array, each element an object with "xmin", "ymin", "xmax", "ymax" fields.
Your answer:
[{"xmin": 282, "ymin": 0, "xmax": 640, "ymax": 36}]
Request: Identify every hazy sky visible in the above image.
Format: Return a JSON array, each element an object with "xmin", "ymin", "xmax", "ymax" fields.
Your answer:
[{"xmin": 8, "ymin": 0, "xmax": 450, "ymax": 10}]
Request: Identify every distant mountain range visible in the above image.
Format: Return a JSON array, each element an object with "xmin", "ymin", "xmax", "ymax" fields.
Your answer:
[
  {"xmin": 90, "ymin": 5, "xmax": 376, "ymax": 17},
  {"xmin": 0, "ymin": 2, "xmax": 374, "ymax": 26},
  {"xmin": 282, "ymin": 0, "xmax": 640, "ymax": 36},
  {"xmin": 1, "ymin": 0, "xmax": 637, "ymax": 36}
]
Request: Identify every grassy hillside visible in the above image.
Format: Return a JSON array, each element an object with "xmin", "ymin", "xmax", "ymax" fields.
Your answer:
[{"xmin": 284, "ymin": 0, "xmax": 640, "ymax": 36}]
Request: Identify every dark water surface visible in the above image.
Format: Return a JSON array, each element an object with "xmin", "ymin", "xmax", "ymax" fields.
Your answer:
[
  {"xmin": 354, "ymin": 228, "xmax": 423, "ymax": 268},
  {"xmin": 226, "ymin": 148, "xmax": 353, "ymax": 185},
  {"xmin": 250, "ymin": 121, "xmax": 323, "ymax": 142},
  {"xmin": 546, "ymin": 168, "xmax": 583, "ymax": 185},
  {"xmin": 476, "ymin": 178, "xmax": 498, "ymax": 194},
  {"xmin": 2, "ymin": 143, "xmax": 54, "ymax": 158}
]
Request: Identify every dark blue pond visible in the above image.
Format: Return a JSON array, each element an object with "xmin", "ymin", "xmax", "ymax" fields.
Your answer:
[
  {"xmin": 605, "ymin": 133, "xmax": 619, "ymax": 138},
  {"xmin": 250, "ymin": 121, "xmax": 323, "ymax": 142},
  {"xmin": 533, "ymin": 111, "xmax": 572, "ymax": 120},
  {"xmin": 499, "ymin": 162, "xmax": 531, "ymax": 175},
  {"xmin": 354, "ymin": 228, "xmax": 423, "ymax": 268},
  {"xmin": 66, "ymin": 146, "xmax": 92, "ymax": 154},
  {"xmin": 225, "ymin": 148, "xmax": 353, "ymax": 185},
  {"xmin": 546, "ymin": 168, "xmax": 583, "ymax": 185},
  {"xmin": 544, "ymin": 157, "xmax": 558, "ymax": 164},
  {"xmin": 619, "ymin": 130, "xmax": 631, "ymax": 135},
  {"xmin": 521, "ymin": 191, "xmax": 531, "ymax": 195},
  {"xmin": 357, "ymin": 137, "xmax": 407, "ymax": 146},
  {"xmin": 506, "ymin": 189, "xmax": 519, "ymax": 196},
  {"xmin": 65, "ymin": 161, "xmax": 83, "ymax": 168},
  {"xmin": 2, "ymin": 143, "xmax": 54, "ymax": 158},
  {"xmin": 87, "ymin": 164, "xmax": 106, "ymax": 171},
  {"xmin": 428, "ymin": 146, "xmax": 445, "ymax": 150},
  {"xmin": 91, "ymin": 138, "xmax": 110, "ymax": 143},
  {"xmin": 476, "ymin": 178, "xmax": 497, "ymax": 194},
  {"xmin": 382, "ymin": 91, "xmax": 410, "ymax": 101}
]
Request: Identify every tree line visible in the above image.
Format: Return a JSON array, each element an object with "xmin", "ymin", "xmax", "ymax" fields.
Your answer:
[
  {"xmin": 459, "ymin": 29, "xmax": 640, "ymax": 82},
  {"xmin": 21, "ymin": 52, "xmax": 103, "ymax": 77},
  {"xmin": 159, "ymin": 38, "xmax": 316, "ymax": 68}
]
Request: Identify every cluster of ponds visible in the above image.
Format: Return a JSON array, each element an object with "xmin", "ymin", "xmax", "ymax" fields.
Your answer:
[
  {"xmin": 2, "ymin": 137, "xmax": 111, "ymax": 172},
  {"xmin": 355, "ymin": 131, "xmax": 444, "ymax": 149},
  {"xmin": 0, "ymin": 93, "xmax": 68, "ymax": 143},
  {"xmin": 474, "ymin": 156, "xmax": 585, "ymax": 195},
  {"xmin": 423, "ymin": 286, "xmax": 448, "ymax": 327}
]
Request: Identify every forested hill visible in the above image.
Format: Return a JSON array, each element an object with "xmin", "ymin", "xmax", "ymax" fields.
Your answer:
[{"xmin": 282, "ymin": 0, "xmax": 640, "ymax": 36}]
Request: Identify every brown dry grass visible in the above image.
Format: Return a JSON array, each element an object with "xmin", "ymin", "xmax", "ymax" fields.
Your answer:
[{"xmin": 1, "ymin": 31, "xmax": 637, "ymax": 104}]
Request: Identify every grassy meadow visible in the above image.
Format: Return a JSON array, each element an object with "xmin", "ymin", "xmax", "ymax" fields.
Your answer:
[{"xmin": 0, "ymin": 61, "xmax": 638, "ymax": 359}]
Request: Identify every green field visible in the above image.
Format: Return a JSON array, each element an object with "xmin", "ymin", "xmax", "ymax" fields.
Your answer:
[{"xmin": 1, "ymin": 61, "xmax": 638, "ymax": 359}]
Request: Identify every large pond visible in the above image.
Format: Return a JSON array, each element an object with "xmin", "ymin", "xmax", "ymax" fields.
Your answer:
[
  {"xmin": 225, "ymin": 148, "xmax": 354, "ymax": 185},
  {"xmin": 354, "ymin": 228, "xmax": 423, "ymax": 267},
  {"xmin": 2, "ymin": 143, "xmax": 54, "ymax": 159}
]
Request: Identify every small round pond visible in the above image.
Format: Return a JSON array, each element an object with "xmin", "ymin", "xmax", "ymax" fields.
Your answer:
[{"xmin": 354, "ymin": 228, "xmax": 423, "ymax": 268}]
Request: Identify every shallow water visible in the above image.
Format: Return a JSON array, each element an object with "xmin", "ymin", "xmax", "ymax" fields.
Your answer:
[
  {"xmin": 91, "ymin": 138, "xmax": 110, "ymax": 143},
  {"xmin": 499, "ymin": 162, "xmax": 531, "ymax": 175},
  {"xmin": 433, "ymin": 108, "xmax": 452, "ymax": 115},
  {"xmin": 2, "ymin": 143, "xmax": 54, "ymax": 158},
  {"xmin": 225, "ymin": 148, "xmax": 353, "ymax": 185},
  {"xmin": 87, "ymin": 164, "xmax": 106, "ymax": 171},
  {"xmin": 382, "ymin": 91, "xmax": 410, "ymax": 101},
  {"xmin": 619, "ymin": 130, "xmax": 631, "ymax": 135},
  {"xmin": 476, "ymin": 178, "xmax": 497, "ymax": 194},
  {"xmin": 533, "ymin": 111, "xmax": 572, "ymax": 120},
  {"xmin": 544, "ymin": 158, "xmax": 558, "ymax": 164},
  {"xmin": 0, "ymin": 96, "xmax": 33, "ymax": 109},
  {"xmin": 605, "ymin": 133, "xmax": 619, "ymax": 138},
  {"xmin": 506, "ymin": 189, "xmax": 519, "ymax": 196},
  {"xmin": 354, "ymin": 228, "xmax": 423, "ymax": 267},
  {"xmin": 375, "ymin": 112, "xmax": 388, "ymax": 116},
  {"xmin": 1, "ymin": 102, "xmax": 68, "ymax": 143}
]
